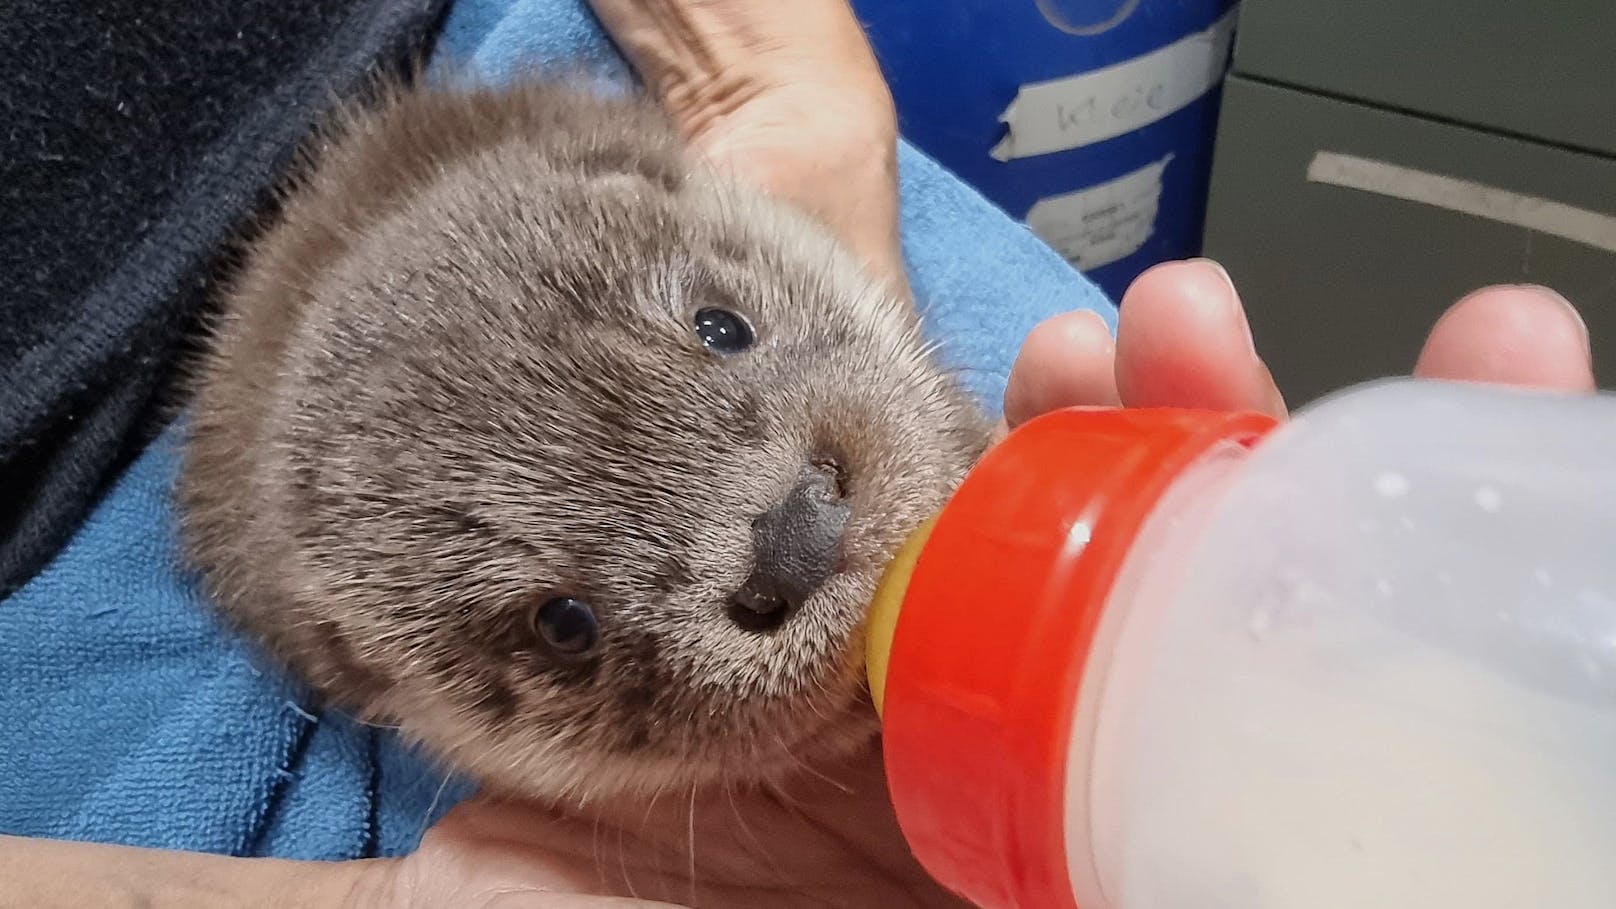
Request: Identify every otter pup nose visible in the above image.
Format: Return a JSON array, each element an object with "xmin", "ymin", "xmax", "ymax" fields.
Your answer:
[{"xmin": 730, "ymin": 462, "xmax": 850, "ymax": 630}]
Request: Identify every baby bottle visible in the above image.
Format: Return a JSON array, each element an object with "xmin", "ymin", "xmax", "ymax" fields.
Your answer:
[{"xmin": 865, "ymin": 377, "xmax": 1616, "ymax": 909}]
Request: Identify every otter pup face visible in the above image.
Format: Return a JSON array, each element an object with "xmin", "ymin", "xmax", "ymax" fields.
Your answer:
[{"xmin": 180, "ymin": 83, "xmax": 990, "ymax": 802}]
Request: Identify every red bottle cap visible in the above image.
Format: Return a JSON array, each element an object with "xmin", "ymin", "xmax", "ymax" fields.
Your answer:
[{"xmin": 877, "ymin": 406, "xmax": 1277, "ymax": 909}]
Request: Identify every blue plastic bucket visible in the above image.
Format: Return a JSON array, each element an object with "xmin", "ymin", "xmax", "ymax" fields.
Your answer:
[{"xmin": 852, "ymin": 0, "xmax": 1237, "ymax": 302}]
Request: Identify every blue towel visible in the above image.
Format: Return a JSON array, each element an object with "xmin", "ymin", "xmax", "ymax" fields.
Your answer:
[{"xmin": 0, "ymin": 0, "xmax": 1113, "ymax": 860}]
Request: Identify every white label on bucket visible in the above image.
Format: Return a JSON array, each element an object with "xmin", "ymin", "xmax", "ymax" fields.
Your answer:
[
  {"xmin": 1026, "ymin": 154, "xmax": 1172, "ymax": 270},
  {"xmin": 1306, "ymin": 151, "xmax": 1616, "ymax": 255},
  {"xmin": 990, "ymin": 7, "xmax": 1236, "ymax": 161}
]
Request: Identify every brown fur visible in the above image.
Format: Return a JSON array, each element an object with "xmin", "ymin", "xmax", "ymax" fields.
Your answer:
[{"xmin": 177, "ymin": 77, "xmax": 990, "ymax": 804}]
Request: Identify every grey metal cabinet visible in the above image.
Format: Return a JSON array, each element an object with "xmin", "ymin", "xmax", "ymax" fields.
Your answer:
[
  {"xmin": 1234, "ymin": 0, "xmax": 1616, "ymax": 158},
  {"xmin": 1202, "ymin": 2, "xmax": 1616, "ymax": 404}
]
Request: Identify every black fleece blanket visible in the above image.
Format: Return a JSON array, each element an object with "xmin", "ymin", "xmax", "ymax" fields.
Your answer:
[{"xmin": 0, "ymin": 0, "xmax": 449, "ymax": 595}]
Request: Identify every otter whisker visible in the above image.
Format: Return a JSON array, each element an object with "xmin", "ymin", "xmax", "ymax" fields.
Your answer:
[
  {"xmin": 615, "ymin": 820, "xmax": 639, "ymax": 901},
  {"xmin": 723, "ymin": 777, "xmax": 770, "ymax": 866},
  {"xmin": 591, "ymin": 810, "xmax": 609, "ymax": 896},
  {"xmin": 415, "ymin": 771, "xmax": 455, "ymax": 845},
  {"xmin": 685, "ymin": 781, "xmax": 699, "ymax": 907},
  {"xmin": 774, "ymin": 733, "xmax": 855, "ymax": 797}
]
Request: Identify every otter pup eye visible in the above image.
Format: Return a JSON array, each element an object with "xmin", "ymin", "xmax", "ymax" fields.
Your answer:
[
  {"xmin": 692, "ymin": 307, "xmax": 754, "ymax": 354},
  {"xmin": 530, "ymin": 597, "xmax": 600, "ymax": 655}
]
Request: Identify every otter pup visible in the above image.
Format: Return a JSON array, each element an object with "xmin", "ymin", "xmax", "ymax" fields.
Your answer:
[{"xmin": 177, "ymin": 78, "xmax": 990, "ymax": 805}]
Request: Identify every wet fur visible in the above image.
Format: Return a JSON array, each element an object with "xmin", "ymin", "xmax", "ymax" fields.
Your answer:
[{"xmin": 177, "ymin": 77, "xmax": 990, "ymax": 804}]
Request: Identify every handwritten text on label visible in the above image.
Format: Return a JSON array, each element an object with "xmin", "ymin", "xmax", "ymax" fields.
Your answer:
[{"xmin": 991, "ymin": 7, "xmax": 1237, "ymax": 161}]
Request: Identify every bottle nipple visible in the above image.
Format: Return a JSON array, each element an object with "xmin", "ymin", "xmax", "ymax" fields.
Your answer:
[{"xmin": 865, "ymin": 513, "xmax": 939, "ymax": 717}]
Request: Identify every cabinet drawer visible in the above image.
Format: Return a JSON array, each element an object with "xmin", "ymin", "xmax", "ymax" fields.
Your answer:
[
  {"xmin": 1202, "ymin": 76, "xmax": 1616, "ymax": 405},
  {"xmin": 1231, "ymin": 0, "xmax": 1616, "ymax": 157}
]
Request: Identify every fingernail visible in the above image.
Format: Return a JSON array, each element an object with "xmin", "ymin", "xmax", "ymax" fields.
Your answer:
[
  {"xmin": 1188, "ymin": 257, "xmax": 1255, "ymax": 353},
  {"xmin": 1518, "ymin": 284, "xmax": 1591, "ymax": 366},
  {"xmin": 1070, "ymin": 307, "xmax": 1117, "ymax": 347},
  {"xmin": 1188, "ymin": 257, "xmax": 1235, "ymax": 293}
]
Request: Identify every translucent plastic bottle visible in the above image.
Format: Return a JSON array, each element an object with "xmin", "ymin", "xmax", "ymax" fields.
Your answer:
[{"xmin": 865, "ymin": 378, "xmax": 1616, "ymax": 909}]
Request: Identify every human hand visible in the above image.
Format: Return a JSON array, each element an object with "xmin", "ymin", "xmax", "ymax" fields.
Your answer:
[
  {"xmin": 585, "ymin": 0, "xmax": 906, "ymax": 295},
  {"xmin": 368, "ymin": 736, "xmax": 963, "ymax": 909},
  {"xmin": 1003, "ymin": 259, "xmax": 1596, "ymax": 425}
]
